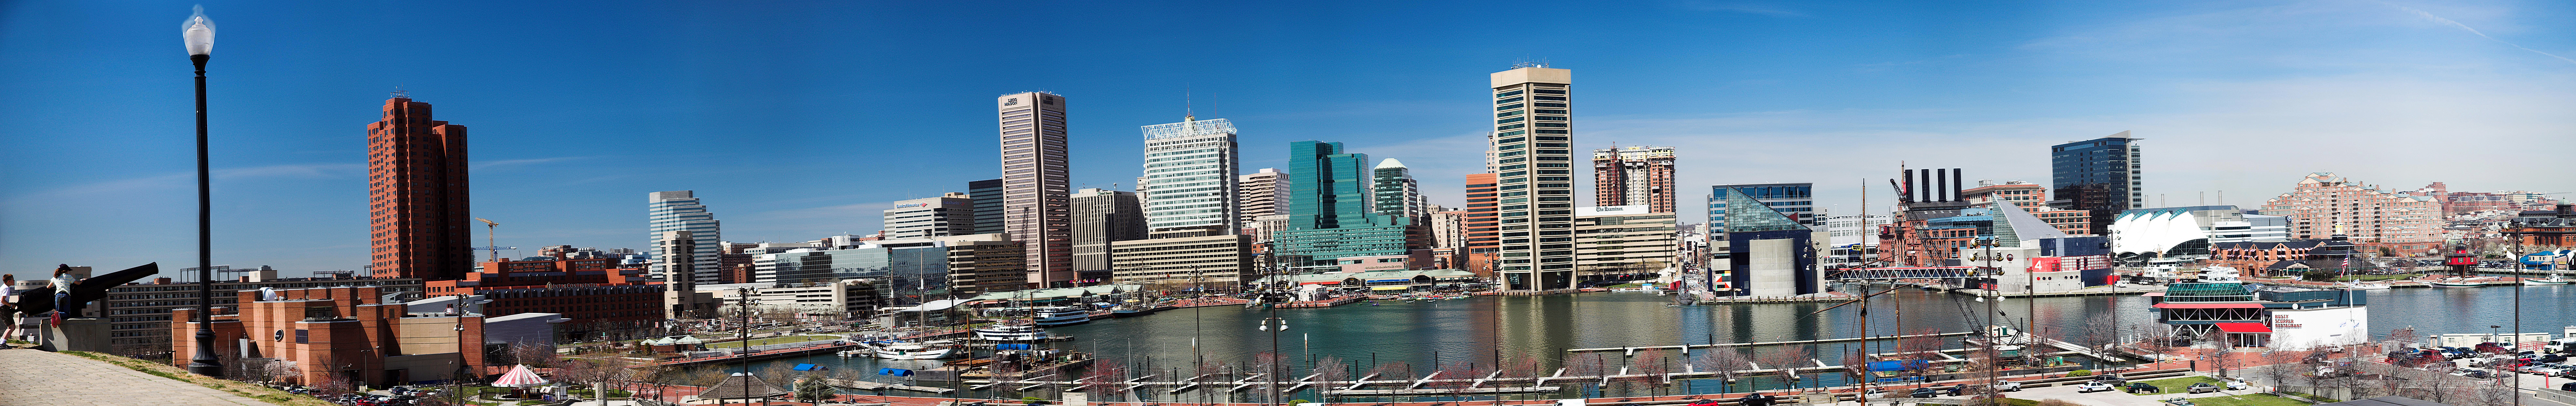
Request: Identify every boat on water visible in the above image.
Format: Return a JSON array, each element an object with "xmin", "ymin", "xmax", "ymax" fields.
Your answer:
[
  {"xmin": 1109, "ymin": 304, "xmax": 1174, "ymax": 318},
  {"xmin": 974, "ymin": 324, "xmax": 1050, "ymax": 341},
  {"xmin": 2426, "ymin": 279, "xmax": 2488, "ymax": 288},
  {"xmin": 1031, "ymin": 306, "xmax": 1092, "ymax": 327},
  {"xmin": 2523, "ymin": 277, "xmax": 2572, "ymax": 286},
  {"xmin": 2339, "ymin": 281, "xmax": 2392, "ymax": 290},
  {"xmin": 870, "ymin": 342, "xmax": 959, "ymax": 359}
]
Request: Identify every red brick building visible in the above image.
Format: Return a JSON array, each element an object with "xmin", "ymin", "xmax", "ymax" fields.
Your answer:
[
  {"xmin": 425, "ymin": 258, "xmax": 662, "ymax": 342},
  {"xmin": 2259, "ymin": 173, "xmax": 2442, "ymax": 254},
  {"xmin": 2205, "ymin": 240, "xmax": 2323, "ymax": 276},
  {"xmin": 1591, "ymin": 146, "xmax": 1676, "ymax": 214},
  {"xmin": 172, "ymin": 286, "xmax": 500, "ymax": 388},
  {"xmin": 1462, "ymin": 173, "xmax": 1501, "ymax": 276},
  {"xmin": 368, "ymin": 97, "xmax": 475, "ymax": 281}
]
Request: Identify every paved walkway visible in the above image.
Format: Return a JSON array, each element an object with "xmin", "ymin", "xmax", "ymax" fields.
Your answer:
[{"xmin": 0, "ymin": 349, "xmax": 269, "ymax": 405}]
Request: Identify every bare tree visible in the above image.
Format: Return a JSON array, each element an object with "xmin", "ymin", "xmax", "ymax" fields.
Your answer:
[
  {"xmin": 1757, "ymin": 346, "xmax": 1814, "ymax": 388},
  {"xmin": 1894, "ymin": 327, "xmax": 1946, "ymax": 361},
  {"xmin": 1694, "ymin": 349, "xmax": 1752, "ymax": 393},
  {"xmin": 1310, "ymin": 356, "xmax": 1349, "ymax": 404},
  {"xmin": 505, "ymin": 342, "xmax": 557, "ymax": 368}
]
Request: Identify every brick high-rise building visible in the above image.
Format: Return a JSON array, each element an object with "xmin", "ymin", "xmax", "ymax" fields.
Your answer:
[
  {"xmin": 1462, "ymin": 173, "xmax": 1501, "ymax": 276},
  {"xmin": 1591, "ymin": 146, "xmax": 1676, "ymax": 214},
  {"xmin": 367, "ymin": 97, "xmax": 474, "ymax": 281},
  {"xmin": 996, "ymin": 92, "xmax": 1073, "ymax": 288},
  {"xmin": 2260, "ymin": 172, "xmax": 2443, "ymax": 254}
]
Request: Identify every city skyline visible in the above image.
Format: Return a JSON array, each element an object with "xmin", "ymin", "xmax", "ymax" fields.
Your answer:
[{"xmin": 6, "ymin": 1, "xmax": 2576, "ymax": 277}]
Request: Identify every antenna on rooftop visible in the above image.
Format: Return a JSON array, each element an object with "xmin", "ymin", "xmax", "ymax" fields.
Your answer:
[{"xmin": 391, "ymin": 85, "xmax": 408, "ymax": 99}]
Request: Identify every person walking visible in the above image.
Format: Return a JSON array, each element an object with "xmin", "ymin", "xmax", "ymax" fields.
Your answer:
[
  {"xmin": 49, "ymin": 265, "xmax": 74, "ymax": 328},
  {"xmin": 1, "ymin": 273, "xmax": 18, "ymax": 349}
]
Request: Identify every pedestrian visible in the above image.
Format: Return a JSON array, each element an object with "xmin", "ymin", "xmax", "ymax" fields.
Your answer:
[
  {"xmin": 1, "ymin": 273, "xmax": 18, "ymax": 348},
  {"xmin": 49, "ymin": 265, "xmax": 75, "ymax": 328}
]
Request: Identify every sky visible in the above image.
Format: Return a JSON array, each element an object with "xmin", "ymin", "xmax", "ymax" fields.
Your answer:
[{"xmin": 3, "ymin": 1, "xmax": 2572, "ymax": 280}]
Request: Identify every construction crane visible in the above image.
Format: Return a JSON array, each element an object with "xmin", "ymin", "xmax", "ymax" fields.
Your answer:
[{"xmin": 473, "ymin": 218, "xmax": 514, "ymax": 262}]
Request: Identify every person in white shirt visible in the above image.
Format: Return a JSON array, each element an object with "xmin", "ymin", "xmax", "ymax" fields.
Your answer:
[{"xmin": 1, "ymin": 273, "xmax": 17, "ymax": 349}]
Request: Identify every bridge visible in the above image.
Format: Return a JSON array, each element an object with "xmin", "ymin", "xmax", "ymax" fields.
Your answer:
[{"xmin": 1825, "ymin": 266, "xmax": 1983, "ymax": 281}]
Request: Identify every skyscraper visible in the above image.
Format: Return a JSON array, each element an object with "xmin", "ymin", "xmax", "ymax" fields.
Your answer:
[
  {"xmin": 1273, "ymin": 141, "xmax": 1419, "ymax": 273},
  {"xmin": 2051, "ymin": 131, "xmax": 2144, "ymax": 235},
  {"xmin": 884, "ymin": 193, "xmax": 977, "ymax": 239},
  {"xmin": 1137, "ymin": 117, "xmax": 1240, "ymax": 238},
  {"xmin": 1488, "ymin": 64, "xmax": 1577, "ymax": 291},
  {"xmin": 648, "ymin": 191, "xmax": 723, "ymax": 284},
  {"xmin": 997, "ymin": 92, "xmax": 1073, "ymax": 288},
  {"xmin": 1592, "ymin": 145, "xmax": 1677, "ymax": 214},
  {"xmin": 1372, "ymin": 159, "xmax": 1427, "ymax": 220},
  {"xmin": 367, "ymin": 97, "xmax": 474, "ymax": 281},
  {"xmin": 1462, "ymin": 173, "xmax": 1501, "ymax": 276},
  {"xmin": 969, "ymin": 179, "xmax": 1005, "ymax": 237},
  {"xmin": 1071, "ymin": 188, "xmax": 1145, "ymax": 283},
  {"xmin": 1237, "ymin": 168, "xmax": 1290, "ymax": 236}
]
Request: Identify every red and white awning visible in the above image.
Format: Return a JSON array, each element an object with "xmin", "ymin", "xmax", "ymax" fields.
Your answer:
[{"xmin": 491, "ymin": 364, "xmax": 548, "ymax": 387}]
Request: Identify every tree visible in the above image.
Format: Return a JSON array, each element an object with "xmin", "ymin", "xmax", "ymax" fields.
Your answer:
[
  {"xmin": 794, "ymin": 373, "xmax": 836, "ymax": 403},
  {"xmin": 1310, "ymin": 356, "xmax": 1350, "ymax": 405},
  {"xmin": 505, "ymin": 342, "xmax": 556, "ymax": 368},
  {"xmin": 1757, "ymin": 346, "xmax": 1814, "ymax": 388},
  {"xmin": 1894, "ymin": 327, "xmax": 1946, "ymax": 361},
  {"xmin": 1694, "ymin": 349, "xmax": 1752, "ymax": 392}
]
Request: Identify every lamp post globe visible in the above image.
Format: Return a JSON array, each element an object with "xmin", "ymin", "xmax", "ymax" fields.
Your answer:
[{"xmin": 182, "ymin": 5, "xmax": 224, "ymax": 378}]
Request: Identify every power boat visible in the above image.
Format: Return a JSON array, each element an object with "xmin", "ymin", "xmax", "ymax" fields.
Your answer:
[
  {"xmin": 2523, "ymin": 276, "xmax": 2572, "ymax": 286},
  {"xmin": 1031, "ymin": 306, "xmax": 1092, "ymax": 327},
  {"xmin": 2338, "ymin": 281, "xmax": 2392, "ymax": 290},
  {"xmin": 974, "ymin": 324, "xmax": 1050, "ymax": 341}
]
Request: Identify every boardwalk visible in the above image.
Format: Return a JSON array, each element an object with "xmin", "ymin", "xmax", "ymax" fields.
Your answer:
[{"xmin": 0, "ymin": 349, "xmax": 269, "ymax": 405}]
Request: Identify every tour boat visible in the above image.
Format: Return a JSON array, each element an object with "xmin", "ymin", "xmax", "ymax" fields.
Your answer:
[
  {"xmin": 974, "ymin": 324, "xmax": 1050, "ymax": 341},
  {"xmin": 1031, "ymin": 306, "xmax": 1092, "ymax": 327}
]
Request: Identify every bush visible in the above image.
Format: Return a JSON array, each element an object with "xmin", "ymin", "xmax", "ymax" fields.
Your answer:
[
  {"xmin": 2065, "ymin": 370, "xmax": 2092, "ymax": 377},
  {"xmin": 1022, "ymin": 397, "xmax": 1051, "ymax": 405},
  {"xmin": 1289, "ymin": 401, "xmax": 1311, "ymax": 406},
  {"xmin": 2301, "ymin": 270, "xmax": 2337, "ymax": 282}
]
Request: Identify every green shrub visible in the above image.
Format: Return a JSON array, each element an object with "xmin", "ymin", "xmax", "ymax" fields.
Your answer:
[
  {"xmin": 2066, "ymin": 370, "xmax": 2093, "ymax": 377},
  {"xmin": 1023, "ymin": 397, "xmax": 1051, "ymax": 405},
  {"xmin": 1289, "ymin": 401, "xmax": 1311, "ymax": 406}
]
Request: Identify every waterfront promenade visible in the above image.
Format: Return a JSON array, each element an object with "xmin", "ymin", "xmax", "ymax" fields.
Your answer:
[{"xmin": 0, "ymin": 349, "xmax": 270, "ymax": 405}]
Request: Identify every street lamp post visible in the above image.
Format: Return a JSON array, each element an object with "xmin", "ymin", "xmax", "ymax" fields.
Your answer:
[{"xmin": 182, "ymin": 5, "xmax": 225, "ymax": 378}]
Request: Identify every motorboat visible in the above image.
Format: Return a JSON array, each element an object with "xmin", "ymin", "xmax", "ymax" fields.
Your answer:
[
  {"xmin": 2523, "ymin": 277, "xmax": 2572, "ymax": 286},
  {"xmin": 1031, "ymin": 306, "xmax": 1092, "ymax": 327},
  {"xmin": 2339, "ymin": 281, "xmax": 2392, "ymax": 290},
  {"xmin": 870, "ymin": 342, "xmax": 959, "ymax": 359},
  {"xmin": 974, "ymin": 324, "xmax": 1050, "ymax": 341}
]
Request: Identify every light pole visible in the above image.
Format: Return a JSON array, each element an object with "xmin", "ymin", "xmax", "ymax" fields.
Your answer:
[
  {"xmin": 1257, "ymin": 313, "xmax": 1287, "ymax": 406},
  {"xmin": 182, "ymin": 5, "xmax": 225, "ymax": 377}
]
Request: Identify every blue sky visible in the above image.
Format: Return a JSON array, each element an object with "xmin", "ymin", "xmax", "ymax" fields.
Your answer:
[{"xmin": 4, "ymin": 1, "xmax": 2573, "ymax": 279}]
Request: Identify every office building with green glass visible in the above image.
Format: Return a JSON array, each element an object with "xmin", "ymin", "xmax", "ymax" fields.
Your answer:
[{"xmin": 1272, "ymin": 141, "xmax": 1422, "ymax": 273}]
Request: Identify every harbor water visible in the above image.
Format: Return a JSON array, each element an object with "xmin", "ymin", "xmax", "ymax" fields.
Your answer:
[{"xmin": 692, "ymin": 284, "xmax": 2576, "ymax": 402}]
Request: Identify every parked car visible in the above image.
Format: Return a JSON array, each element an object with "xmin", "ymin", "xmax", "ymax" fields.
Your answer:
[
  {"xmin": 2187, "ymin": 382, "xmax": 2222, "ymax": 394},
  {"xmin": 1993, "ymin": 381, "xmax": 2022, "ymax": 391},
  {"xmin": 2226, "ymin": 381, "xmax": 2250, "ymax": 390},
  {"xmin": 2166, "ymin": 398, "xmax": 2197, "ymax": 406},
  {"xmin": 2076, "ymin": 382, "xmax": 2115, "ymax": 393},
  {"xmin": 2127, "ymin": 382, "xmax": 2162, "ymax": 394},
  {"xmin": 1909, "ymin": 388, "xmax": 1942, "ymax": 398}
]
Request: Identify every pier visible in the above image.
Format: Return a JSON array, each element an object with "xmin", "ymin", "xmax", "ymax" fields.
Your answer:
[{"xmin": 1565, "ymin": 331, "xmax": 1977, "ymax": 355}]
